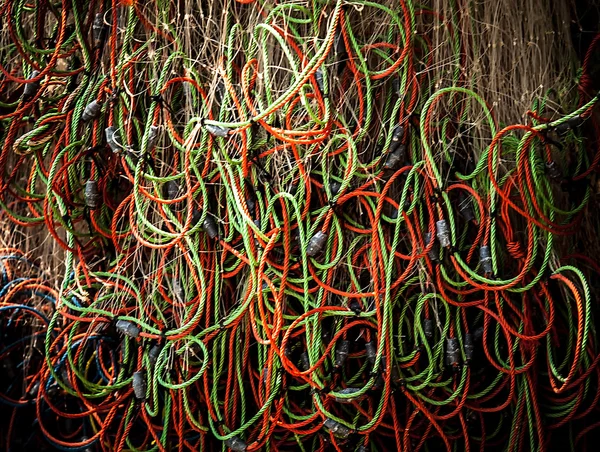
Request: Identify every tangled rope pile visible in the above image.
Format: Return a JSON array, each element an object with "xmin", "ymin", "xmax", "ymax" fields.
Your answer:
[{"xmin": 2, "ymin": 0, "xmax": 600, "ymax": 450}]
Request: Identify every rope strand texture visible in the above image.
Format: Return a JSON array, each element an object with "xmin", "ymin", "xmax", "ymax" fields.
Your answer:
[{"xmin": 1, "ymin": 0, "xmax": 600, "ymax": 451}]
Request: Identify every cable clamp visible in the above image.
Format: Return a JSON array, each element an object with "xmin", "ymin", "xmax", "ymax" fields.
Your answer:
[
  {"xmin": 109, "ymin": 88, "xmax": 121, "ymax": 103},
  {"xmin": 368, "ymin": 368, "xmax": 383, "ymax": 378},
  {"xmin": 349, "ymin": 307, "xmax": 361, "ymax": 317}
]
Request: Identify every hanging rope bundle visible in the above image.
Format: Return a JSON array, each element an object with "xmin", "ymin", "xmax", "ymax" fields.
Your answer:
[{"xmin": 1, "ymin": 0, "xmax": 600, "ymax": 450}]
